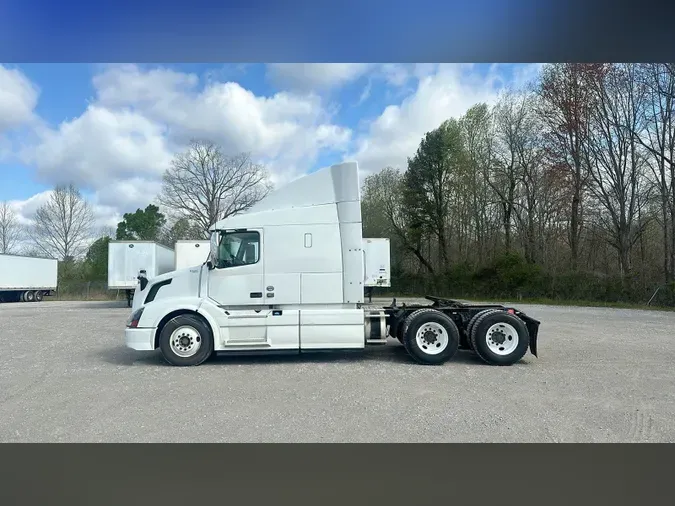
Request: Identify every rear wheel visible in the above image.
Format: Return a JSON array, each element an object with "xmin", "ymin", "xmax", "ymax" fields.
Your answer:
[
  {"xmin": 34, "ymin": 291, "xmax": 44, "ymax": 302},
  {"xmin": 401, "ymin": 309, "xmax": 460, "ymax": 365},
  {"xmin": 466, "ymin": 309, "xmax": 501, "ymax": 350},
  {"xmin": 24, "ymin": 291, "xmax": 35, "ymax": 303},
  {"xmin": 158, "ymin": 314, "xmax": 214, "ymax": 366},
  {"xmin": 470, "ymin": 311, "xmax": 529, "ymax": 366}
]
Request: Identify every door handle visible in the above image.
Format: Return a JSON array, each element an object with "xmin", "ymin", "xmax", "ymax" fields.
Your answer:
[{"xmin": 250, "ymin": 292, "xmax": 263, "ymax": 298}]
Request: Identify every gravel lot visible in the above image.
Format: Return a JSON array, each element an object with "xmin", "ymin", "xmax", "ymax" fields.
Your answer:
[{"xmin": 1, "ymin": 298, "xmax": 674, "ymax": 442}]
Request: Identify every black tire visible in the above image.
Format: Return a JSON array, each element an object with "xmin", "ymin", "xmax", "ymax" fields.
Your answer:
[
  {"xmin": 19, "ymin": 292, "xmax": 26, "ymax": 302},
  {"xmin": 34, "ymin": 291, "xmax": 44, "ymax": 302},
  {"xmin": 24, "ymin": 291, "xmax": 35, "ymax": 303},
  {"xmin": 465, "ymin": 309, "xmax": 502, "ymax": 351},
  {"xmin": 158, "ymin": 314, "xmax": 214, "ymax": 367},
  {"xmin": 470, "ymin": 310, "xmax": 529, "ymax": 366},
  {"xmin": 401, "ymin": 308, "xmax": 460, "ymax": 365}
]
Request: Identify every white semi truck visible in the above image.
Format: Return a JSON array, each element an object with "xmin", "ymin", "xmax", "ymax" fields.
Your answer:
[
  {"xmin": 124, "ymin": 161, "xmax": 540, "ymax": 367},
  {"xmin": 0, "ymin": 253, "xmax": 58, "ymax": 303},
  {"xmin": 108, "ymin": 241, "xmax": 175, "ymax": 307}
]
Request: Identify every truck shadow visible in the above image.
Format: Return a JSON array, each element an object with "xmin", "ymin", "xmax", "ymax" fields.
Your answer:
[{"xmin": 96, "ymin": 342, "xmax": 487, "ymax": 367}]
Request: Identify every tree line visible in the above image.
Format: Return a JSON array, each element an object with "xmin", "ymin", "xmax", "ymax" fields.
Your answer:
[{"xmin": 362, "ymin": 63, "xmax": 675, "ymax": 305}]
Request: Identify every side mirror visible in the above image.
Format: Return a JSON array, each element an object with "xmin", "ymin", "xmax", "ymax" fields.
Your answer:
[{"xmin": 208, "ymin": 231, "xmax": 219, "ymax": 270}]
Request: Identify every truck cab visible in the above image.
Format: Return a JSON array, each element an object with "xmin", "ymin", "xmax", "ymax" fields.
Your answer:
[{"xmin": 125, "ymin": 161, "xmax": 368, "ymax": 365}]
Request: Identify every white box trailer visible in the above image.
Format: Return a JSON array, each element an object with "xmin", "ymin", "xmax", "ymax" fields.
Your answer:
[
  {"xmin": 0, "ymin": 253, "xmax": 58, "ymax": 303},
  {"xmin": 108, "ymin": 241, "xmax": 175, "ymax": 306},
  {"xmin": 123, "ymin": 162, "xmax": 541, "ymax": 368},
  {"xmin": 363, "ymin": 237, "xmax": 391, "ymax": 303},
  {"xmin": 174, "ymin": 240, "xmax": 210, "ymax": 270}
]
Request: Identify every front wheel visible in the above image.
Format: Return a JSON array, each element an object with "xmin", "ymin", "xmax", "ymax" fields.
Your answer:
[
  {"xmin": 158, "ymin": 314, "xmax": 214, "ymax": 366},
  {"xmin": 470, "ymin": 311, "xmax": 529, "ymax": 366},
  {"xmin": 24, "ymin": 291, "xmax": 35, "ymax": 303}
]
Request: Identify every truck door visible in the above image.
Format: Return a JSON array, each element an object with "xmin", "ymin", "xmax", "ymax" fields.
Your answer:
[
  {"xmin": 208, "ymin": 229, "xmax": 264, "ymax": 306},
  {"xmin": 207, "ymin": 229, "xmax": 269, "ymax": 346}
]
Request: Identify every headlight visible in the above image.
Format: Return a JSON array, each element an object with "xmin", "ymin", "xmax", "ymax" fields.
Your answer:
[{"xmin": 126, "ymin": 307, "xmax": 145, "ymax": 328}]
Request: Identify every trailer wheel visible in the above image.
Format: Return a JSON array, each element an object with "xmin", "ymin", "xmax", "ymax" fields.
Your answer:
[
  {"xmin": 34, "ymin": 291, "xmax": 44, "ymax": 302},
  {"xmin": 24, "ymin": 291, "xmax": 35, "ymax": 303},
  {"xmin": 470, "ymin": 310, "xmax": 529, "ymax": 366},
  {"xmin": 401, "ymin": 309, "xmax": 460, "ymax": 365},
  {"xmin": 158, "ymin": 314, "xmax": 214, "ymax": 367}
]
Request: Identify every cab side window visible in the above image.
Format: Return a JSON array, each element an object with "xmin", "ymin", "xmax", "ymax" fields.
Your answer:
[{"xmin": 216, "ymin": 231, "xmax": 260, "ymax": 268}]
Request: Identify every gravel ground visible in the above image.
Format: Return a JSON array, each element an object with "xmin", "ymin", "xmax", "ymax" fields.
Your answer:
[{"xmin": 1, "ymin": 298, "xmax": 674, "ymax": 442}]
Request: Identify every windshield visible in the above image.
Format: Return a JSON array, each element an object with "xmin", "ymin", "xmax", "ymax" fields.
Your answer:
[{"xmin": 214, "ymin": 231, "xmax": 260, "ymax": 268}]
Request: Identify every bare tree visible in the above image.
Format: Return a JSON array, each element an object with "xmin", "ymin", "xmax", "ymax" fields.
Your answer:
[
  {"xmin": 488, "ymin": 92, "xmax": 530, "ymax": 253},
  {"xmin": 0, "ymin": 201, "xmax": 22, "ymax": 254},
  {"xmin": 538, "ymin": 64, "xmax": 603, "ymax": 270},
  {"xmin": 158, "ymin": 140, "xmax": 272, "ymax": 237},
  {"xmin": 585, "ymin": 64, "xmax": 650, "ymax": 277},
  {"xmin": 628, "ymin": 63, "xmax": 675, "ymax": 282},
  {"xmin": 32, "ymin": 184, "xmax": 95, "ymax": 260},
  {"xmin": 506, "ymin": 92, "xmax": 547, "ymax": 263}
]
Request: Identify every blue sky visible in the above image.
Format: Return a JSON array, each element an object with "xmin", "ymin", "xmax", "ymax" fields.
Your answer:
[{"xmin": 0, "ymin": 63, "xmax": 542, "ymax": 229}]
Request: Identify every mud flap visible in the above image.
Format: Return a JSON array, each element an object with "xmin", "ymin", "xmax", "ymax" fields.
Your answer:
[{"xmin": 518, "ymin": 314, "xmax": 540, "ymax": 357}]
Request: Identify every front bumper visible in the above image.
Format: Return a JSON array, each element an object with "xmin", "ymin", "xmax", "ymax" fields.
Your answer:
[{"xmin": 125, "ymin": 327, "xmax": 156, "ymax": 351}]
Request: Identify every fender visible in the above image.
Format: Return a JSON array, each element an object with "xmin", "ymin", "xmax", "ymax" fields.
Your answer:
[{"xmin": 139, "ymin": 296, "xmax": 220, "ymax": 350}]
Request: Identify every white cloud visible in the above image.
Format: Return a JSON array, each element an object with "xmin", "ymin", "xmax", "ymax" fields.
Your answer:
[
  {"xmin": 91, "ymin": 65, "xmax": 351, "ymax": 178},
  {"xmin": 267, "ymin": 63, "xmax": 374, "ymax": 90},
  {"xmin": 25, "ymin": 105, "xmax": 174, "ymax": 189},
  {"xmin": 18, "ymin": 64, "xmax": 352, "ymax": 222},
  {"xmin": 0, "ymin": 65, "xmax": 39, "ymax": 134},
  {"xmin": 8, "ymin": 191, "xmax": 52, "ymax": 226},
  {"xmin": 266, "ymin": 63, "xmax": 432, "ymax": 93},
  {"xmin": 93, "ymin": 64, "xmax": 199, "ymax": 108},
  {"xmin": 93, "ymin": 177, "xmax": 163, "ymax": 217},
  {"xmin": 349, "ymin": 64, "xmax": 539, "ymax": 175}
]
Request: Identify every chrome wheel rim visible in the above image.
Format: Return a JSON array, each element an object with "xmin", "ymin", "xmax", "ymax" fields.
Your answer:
[
  {"xmin": 169, "ymin": 326, "xmax": 202, "ymax": 358},
  {"xmin": 415, "ymin": 322, "xmax": 449, "ymax": 355},
  {"xmin": 485, "ymin": 322, "xmax": 519, "ymax": 355}
]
